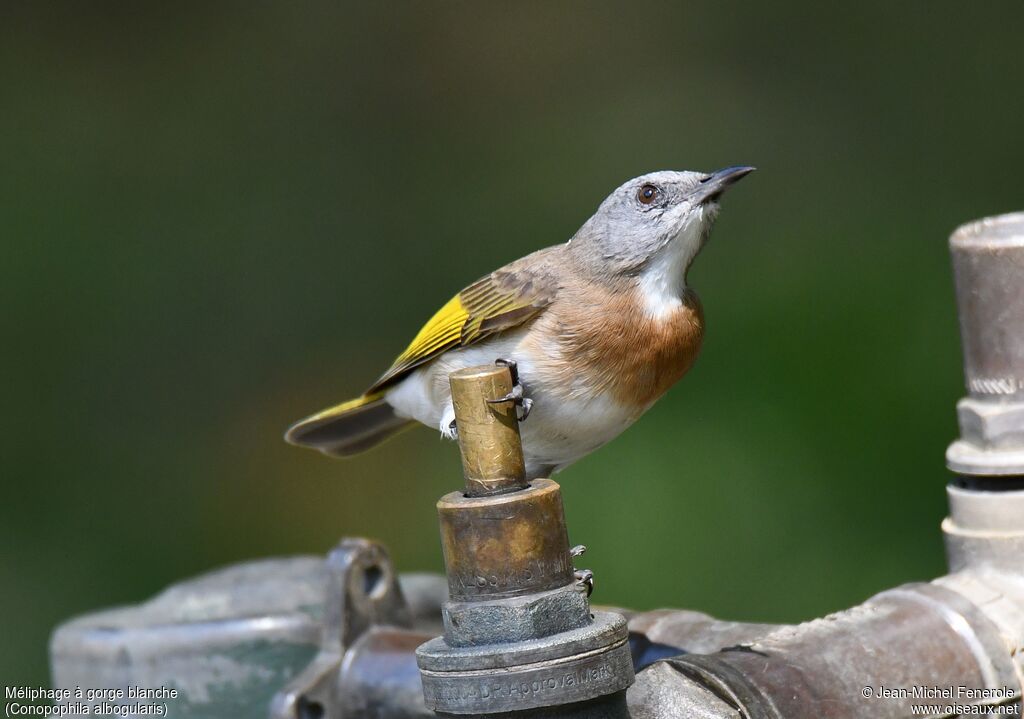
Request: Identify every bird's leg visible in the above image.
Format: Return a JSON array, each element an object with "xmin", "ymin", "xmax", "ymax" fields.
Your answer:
[{"xmin": 488, "ymin": 358, "xmax": 533, "ymax": 421}]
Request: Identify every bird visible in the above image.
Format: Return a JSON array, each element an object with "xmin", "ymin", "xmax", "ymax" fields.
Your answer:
[{"xmin": 286, "ymin": 167, "xmax": 754, "ymax": 479}]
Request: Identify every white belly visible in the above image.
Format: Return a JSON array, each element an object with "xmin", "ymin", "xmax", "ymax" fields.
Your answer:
[{"xmin": 383, "ymin": 328, "xmax": 639, "ymax": 478}]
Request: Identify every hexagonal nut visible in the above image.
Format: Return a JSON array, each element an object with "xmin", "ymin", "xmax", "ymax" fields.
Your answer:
[
  {"xmin": 957, "ymin": 397, "xmax": 1024, "ymax": 449},
  {"xmin": 442, "ymin": 585, "xmax": 590, "ymax": 647}
]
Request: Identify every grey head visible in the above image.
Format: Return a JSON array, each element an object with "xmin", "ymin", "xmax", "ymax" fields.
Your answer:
[{"xmin": 568, "ymin": 167, "xmax": 754, "ymax": 280}]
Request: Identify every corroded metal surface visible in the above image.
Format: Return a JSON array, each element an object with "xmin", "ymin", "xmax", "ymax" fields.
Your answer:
[
  {"xmin": 438, "ymin": 479, "xmax": 574, "ymax": 602},
  {"xmin": 641, "ymin": 583, "xmax": 1021, "ymax": 719},
  {"xmin": 418, "ymin": 612, "xmax": 633, "ymax": 715},
  {"xmin": 442, "ymin": 585, "xmax": 590, "ymax": 647},
  {"xmin": 271, "ymin": 538, "xmax": 414, "ymax": 719},
  {"xmin": 338, "ymin": 628, "xmax": 435, "ymax": 719},
  {"xmin": 50, "ymin": 549, "xmax": 441, "ymax": 719}
]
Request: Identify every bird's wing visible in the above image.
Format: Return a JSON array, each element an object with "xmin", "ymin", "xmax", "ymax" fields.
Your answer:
[{"xmin": 367, "ymin": 249, "xmax": 561, "ymax": 394}]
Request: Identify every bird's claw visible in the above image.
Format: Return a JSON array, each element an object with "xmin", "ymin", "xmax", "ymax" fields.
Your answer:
[
  {"xmin": 495, "ymin": 357, "xmax": 521, "ymax": 383},
  {"xmin": 574, "ymin": 568, "xmax": 594, "ymax": 597},
  {"xmin": 488, "ymin": 358, "xmax": 533, "ymax": 421},
  {"xmin": 518, "ymin": 397, "xmax": 534, "ymax": 421},
  {"xmin": 572, "ymin": 546, "xmax": 592, "ymax": 596}
]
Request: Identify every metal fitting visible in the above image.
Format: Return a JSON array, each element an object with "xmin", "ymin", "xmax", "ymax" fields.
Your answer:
[
  {"xmin": 449, "ymin": 364, "xmax": 530, "ymax": 496},
  {"xmin": 51, "ymin": 541, "xmax": 445, "ymax": 719},
  {"xmin": 415, "ymin": 363, "xmax": 634, "ymax": 715},
  {"xmin": 271, "ymin": 538, "xmax": 417, "ymax": 719},
  {"xmin": 638, "ymin": 582, "xmax": 1020, "ymax": 719},
  {"xmin": 947, "ymin": 212, "xmax": 1024, "ymax": 476},
  {"xmin": 437, "ymin": 480, "xmax": 576, "ymax": 603},
  {"xmin": 943, "ymin": 483, "xmax": 1024, "ymax": 573}
]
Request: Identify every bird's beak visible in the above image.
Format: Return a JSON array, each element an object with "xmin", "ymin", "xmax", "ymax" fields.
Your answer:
[{"xmin": 691, "ymin": 166, "xmax": 756, "ymax": 205}]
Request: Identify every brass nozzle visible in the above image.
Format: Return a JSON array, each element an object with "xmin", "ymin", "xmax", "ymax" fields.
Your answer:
[{"xmin": 449, "ymin": 364, "xmax": 529, "ymax": 496}]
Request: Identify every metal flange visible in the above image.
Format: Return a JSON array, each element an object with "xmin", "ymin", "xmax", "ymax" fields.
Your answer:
[{"xmin": 416, "ymin": 610, "xmax": 633, "ymax": 714}]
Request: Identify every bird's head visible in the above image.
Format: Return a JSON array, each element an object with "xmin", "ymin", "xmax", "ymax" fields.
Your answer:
[{"xmin": 570, "ymin": 167, "xmax": 754, "ymax": 280}]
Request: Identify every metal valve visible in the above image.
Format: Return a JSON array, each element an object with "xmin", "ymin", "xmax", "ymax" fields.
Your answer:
[
  {"xmin": 415, "ymin": 363, "xmax": 634, "ymax": 715},
  {"xmin": 947, "ymin": 212, "xmax": 1024, "ymax": 478}
]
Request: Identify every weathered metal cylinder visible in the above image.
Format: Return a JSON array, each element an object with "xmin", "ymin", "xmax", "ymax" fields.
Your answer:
[
  {"xmin": 438, "ymin": 480, "xmax": 574, "ymax": 602},
  {"xmin": 947, "ymin": 212, "xmax": 1024, "ymax": 476},
  {"xmin": 950, "ymin": 212, "xmax": 1024, "ymax": 402},
  {"xmin": 450, "ymin": 365, "xmax": 529, "ymax": 496}
]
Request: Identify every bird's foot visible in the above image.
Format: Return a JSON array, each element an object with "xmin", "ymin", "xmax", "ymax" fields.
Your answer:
[
  {"xmin": 443, "ymin": 419, "xmax": 458, "ymax": 441},
  {"xmin": 439, "ymin": 405, "xmax": 458, "ymax": 440},
  {"xmin": 572, "ymin": 545, "xmax": 593, "ymax": 596},
  {"xmin": 488, "ymin": 358, "xmax": 533, "ymax": 421},
  {"xmin": 574, "ymin": 569, "xmax": 594, "ymax": 597}
]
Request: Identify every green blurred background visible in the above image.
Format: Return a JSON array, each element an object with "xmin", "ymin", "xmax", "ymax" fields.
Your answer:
[{"xmin": 3, "ymin": 1, "xmax": 1023, "ymax": 686}]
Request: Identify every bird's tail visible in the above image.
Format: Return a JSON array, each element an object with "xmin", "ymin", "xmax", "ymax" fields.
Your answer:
[{"xmin": 284, "ymin": 392, "xmax": 414, "ymax": 457}]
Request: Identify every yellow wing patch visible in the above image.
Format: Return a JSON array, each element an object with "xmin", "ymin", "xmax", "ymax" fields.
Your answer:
[
  {"xmin": 366, "ymin": 268, "xmax": 556, "ymax": 394},
  {"xmin": 391, "ymin": 294, "xmax": 469, "ymax": 370}
]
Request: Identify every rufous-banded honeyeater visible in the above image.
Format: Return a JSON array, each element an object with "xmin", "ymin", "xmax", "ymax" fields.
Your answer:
[{"xmin": 286, "ymin": 167, "xmax": 754, "ymax": 479}]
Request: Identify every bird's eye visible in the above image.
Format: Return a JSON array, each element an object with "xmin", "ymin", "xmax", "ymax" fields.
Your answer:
[{"xmin": 637, "ymin": 184, "xmax": 658, "ymax": 205}]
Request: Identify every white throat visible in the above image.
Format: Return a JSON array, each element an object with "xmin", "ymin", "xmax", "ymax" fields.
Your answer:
[{"xmin": 638, "ymin": 211, "xmax": 706, "ymax": 320}]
